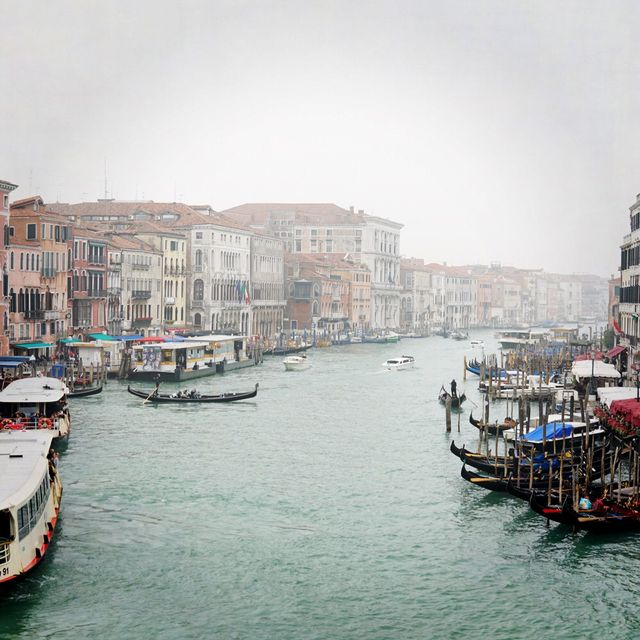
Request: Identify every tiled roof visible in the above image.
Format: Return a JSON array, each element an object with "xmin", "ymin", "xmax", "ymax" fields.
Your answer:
[{"xmin": 220, "ymin": 203, "xmax": 365, "ymax": 226}]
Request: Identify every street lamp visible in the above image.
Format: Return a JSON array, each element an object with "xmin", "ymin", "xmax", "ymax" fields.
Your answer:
[{"xmin": 590, "ymin": 349, "xmax": 597, "ymax": 398}]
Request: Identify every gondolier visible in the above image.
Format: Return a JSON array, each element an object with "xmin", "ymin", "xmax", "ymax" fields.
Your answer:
[{"xmin": 450, "ymin": 379, "xmax": 457, "ymax": 398}]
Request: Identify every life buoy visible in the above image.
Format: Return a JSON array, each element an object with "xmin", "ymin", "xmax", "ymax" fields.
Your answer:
[
  {"xmin": 38, "ymin": 417, "xmax": 53, "ymax": 430},
  {"xmin": 0, "ymin": 418, "xmax": 13, "ymax": 430},
  {"xmin": 9, "ymin": 421, "xmax": 22, "ymax": 430}
]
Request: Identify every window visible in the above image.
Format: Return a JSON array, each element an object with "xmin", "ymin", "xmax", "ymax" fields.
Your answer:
[
  {"xmin": 195, "ymin": 232, "xmax": 203, "ymax": 240},
  {"xmin": 2, "ymin": 195, "xmax": 7, "ymax": 209},
  {"xmin": 193, "ymin": 279, "xmax": 204, "ymax": 300},
  {"xmin": 26, "ymin": 223, "xmax": 37, "ymax": 240}
]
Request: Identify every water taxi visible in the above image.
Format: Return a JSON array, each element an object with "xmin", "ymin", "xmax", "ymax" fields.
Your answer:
[
  {"xmin": 383, "ymin": 356, "xmax": 415, "ymax": 371},
  {"xmin": 0, "ymin": 430, "xmax": 62, "ymax": 586},
  {"xmin": 283, "ymin": 354, "xmax": 310, "ymax": 371},
  {"xmin": 0, "ymin": 377, "xmax": 71, "ymax": 443}
]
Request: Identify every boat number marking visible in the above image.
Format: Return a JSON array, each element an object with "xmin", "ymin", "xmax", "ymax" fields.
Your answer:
[{"xmin": 0, "ymin": 567, "xmax": 8, "ymax": 576}]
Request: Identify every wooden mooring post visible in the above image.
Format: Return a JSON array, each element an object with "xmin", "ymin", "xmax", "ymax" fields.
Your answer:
[{"xmin": 445, "ymin": 397, "xmax": 452, "ymax": 432}]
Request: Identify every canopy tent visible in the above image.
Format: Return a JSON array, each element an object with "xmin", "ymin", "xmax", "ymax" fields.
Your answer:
[
  {"xmin": 571, "ymin": 360, "xmax": 621, "ymax": 380},
  {"xmin": 608, "ymin": 398, "xmax": 640, "ymax": 431},
  {"xmin": 115, "ymin": 335, "xmax": 143, "ymax": 342},
  {"xmin": 606, "ymin": 345, "xmax": 627, "ymax": 359},
  {"xmin": 13, "ymin": 342, "xmax": 54, "ymax": 350}
]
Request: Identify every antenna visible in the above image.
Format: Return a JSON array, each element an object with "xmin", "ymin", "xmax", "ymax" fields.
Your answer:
[{"xmin": 104, "ymin": 158, "xmax": 108, "ymax": 199}]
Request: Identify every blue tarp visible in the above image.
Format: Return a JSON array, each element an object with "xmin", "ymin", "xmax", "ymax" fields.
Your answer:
[{"xmin": 521, "ymin": 421, "xmax": 574, "ymax": 443}]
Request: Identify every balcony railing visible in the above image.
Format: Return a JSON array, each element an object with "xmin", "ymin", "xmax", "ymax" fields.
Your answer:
[
  {"xmin": 88, "ymin": 257, "xmax": 106, "ymax": 264},
  {"xmin": 164, "ymin": 268, "xmax": 186, "ymax": 276},
  {"xmin": 131, "ymin": 290, "xmax": 152, "ymax": 299},
  {"xmin": 191, "ymin": 299, "xmax": 204, "ymax": 308},
  {"xmin": 193, "ymin": 264, "xmax": 204, "ymax": 272},
  {"xmin": 132, "ymin": 264, "xmax": 150, "ymax": 271},
  {"xmin": 109, "ymin": 262, "xmax": 122, "ymax": 270},
  {"xmin": 44, "ymin": 310, "xmax": 58, "ymax": 320},
  {"xmin": 41, "ymin": 267, "xmax": 57, "ymax": 278},
  {"xmin": 24, "ymin": 309, "xmax": 44, "ymax": 320},
  {"xmin": 107, "ymin": 286, "xmax": 122, "ymax": 295},
  {"xmin": 132, "ymin": 316, "xmax": 152, "ymax": 326},
  {"xmin": 87, "ymin": 289, "xmax": 107, "ymax": 298}
]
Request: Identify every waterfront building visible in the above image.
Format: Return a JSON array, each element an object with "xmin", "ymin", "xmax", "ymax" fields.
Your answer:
[
  {"xmin": 220, "ymin": 203, "xmax": 402, "ymax": 330},
  {"xmin": 103, "ymin": 233, "xmax": 163, "ymax": 336},
  {"xmin": 127, "ymin": 222, "xmax": 188, "ymax": 332},
  {"xmin": 400, "ymin": 258, "xmax": 434, "ymax": 334},
  {"xmin": 250, "ymin": 233, "xmax": 286, "ymax": 338},
  {"xmin": 609, "ymin": 274, "xmax": 620, "ymax": 330},
  {"xmin": 106, "ymin": 245, "xmax": 123, "ymax": 336},
  {"xmin": 176, "ymin": 213, "xmax": 253, "ymax": 334},
  {"xmin": 330, "ymin": 256, "xmax": 371, "ymax": 335},
  {"xmin": 68, "ymin": 226, "xmax": 107, "ymax": 338},
  {"xmin": 619, "ymin": 192, "xmax": 640, "ymax": 367},
  {"xmin": 0, "ymin": 180, "xmax": 18, "ymax": 355},
  {"xmin": 8, "ymin": 197, "xmax": 71, "ymax": 352}
]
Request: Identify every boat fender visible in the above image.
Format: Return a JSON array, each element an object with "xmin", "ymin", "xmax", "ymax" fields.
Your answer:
[
  {"xmin": 0, "ymin": 418, "xmax": 13, "ymax": 430},
  {"xmin": 38, "ymin": 417, "xmax": 53, "ymax": 430}
]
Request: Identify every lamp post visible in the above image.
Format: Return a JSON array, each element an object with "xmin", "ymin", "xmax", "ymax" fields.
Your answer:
[{"xmin": 590, "ymin": 349, "xmax": 597, "ymax": 398}]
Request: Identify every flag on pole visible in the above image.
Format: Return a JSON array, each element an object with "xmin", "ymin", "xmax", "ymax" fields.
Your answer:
[{"xmin": 613, "ymin": 319, "xmax": 622, "ymax": 334}]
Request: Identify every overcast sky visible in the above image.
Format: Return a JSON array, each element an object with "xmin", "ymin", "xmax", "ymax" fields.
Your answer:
[{"xmin": 3, "ymin": 0, "xmax": 638, "ymax": 277}]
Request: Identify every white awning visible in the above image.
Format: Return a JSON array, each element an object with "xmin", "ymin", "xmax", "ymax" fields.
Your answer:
[
  {"xmin": 597, "ymin": 387, "xmax": 638, "ymax": 407},
  {"xmin": 0, "ymin": 376, "xmax": 69, "ymax": 403},
  {"xmin": 571, "ymin": 360, "xmax": 621, "ymax": 380}
]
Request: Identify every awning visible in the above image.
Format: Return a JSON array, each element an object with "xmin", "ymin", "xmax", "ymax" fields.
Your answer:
[
  {"xmin": 0, "ymin": 360, "xmax": 29, "ymax": 368},
  {"xmin": 572, "ymin": 360, "xmax": 621, "ymax": 379},
  {"xmin": 606, "ymin": 345, "xmax": 627, "ymax": 359},
  {"xmin": 88, "ymin": 333, "xmax": 117, "ymax": 341},
  {"xmin": 59, "ymin": 337, "xmax": 79, "ymax": 344},
  {"xmin": 13, "ymin": 342, "xmax": 55, "ymax": 350},
  {"xmin": 116, "ymin": 334, "xmax": 143, "ymax": 342}
]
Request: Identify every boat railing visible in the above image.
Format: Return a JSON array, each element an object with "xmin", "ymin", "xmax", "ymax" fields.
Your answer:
[{"xmin": 0, "ymin": 417, "xmax": 61, "ymax": 431}]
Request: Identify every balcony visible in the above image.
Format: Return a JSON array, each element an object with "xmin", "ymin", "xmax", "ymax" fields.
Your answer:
[
  {"xmin": 41, "ymin": 267, "xmax": 57, "ymax": 278},
  {"xmin": 193, "ymin": 264, "xmax": 204, "ymax": 272},
  {"xmin": 109, "ymin": 262, "xmax": 122, "ymax": 270},
  {"xmin": 88, "ymin": 256, "xmax": 106, "ymax": 265},
  {"xmin": 87, "ymin": 289, "xmax": 107, "ymax": 298},
  {"xmin": 132, "ymin": 263, "xmax": 150, "ymax": 271},
  {"xmin": 165, "ymin": 297, "xmax": 176, "ymax": 305},
  {"xmin": 132, "ymin": 316, "xmax": 152, "ymax": 327},
  {"xmin": 191, "ymin": 299, "xmax": 204, "ymax": 308},
  {"xmin": 132, "ymin": 290, "xmax": 152, "ymax": 299},
  {"xmin": 107, "ymin": 286, "xmax": 122, "ymax": 295},
  {"xmin": 24, "ymin": 309, "xmax": 44, "ymax": 320},
  {"xmin": 44, "ymin": 310, "xmax": 59, "ymax": 320}
]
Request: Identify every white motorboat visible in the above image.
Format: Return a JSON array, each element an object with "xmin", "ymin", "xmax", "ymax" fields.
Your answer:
[
  {"xmin": 383, "ymin": 356, "xmax": 415, "ymax": 371},
  {"xmin": 470, "ymin": 339, "xmax": 484, "ymax": 348},
  {"xmin": 283, "ymin": 354, "xmax": 310, "ymax": 371}
]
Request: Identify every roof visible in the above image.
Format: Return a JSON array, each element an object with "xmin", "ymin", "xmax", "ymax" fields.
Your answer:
[
  {"xmin": 0, "ymin": 376, "xmax": 69, "ymax": 403},
  {"xmin": 132, "ymin": 341, "xmax": 210, "ymax": 350},
  {"xmin": 13, "ymin": 342, "xmax": 55, "ymax": 350},
  {"xmin": 220, "ymin": 203, "xmax": 359, "ymax": 225},
  {"xmin": 0, "ymin": 431, "xmax": 55, "ymax": 508},
  {"xmin": 185, "ymin": 334, "xmax": 246, "ymax": 342}
]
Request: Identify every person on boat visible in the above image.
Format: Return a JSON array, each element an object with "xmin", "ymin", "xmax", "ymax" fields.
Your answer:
[{"xmin": 450, "ymin": 379, "xmax": 457, "ymax": 398}]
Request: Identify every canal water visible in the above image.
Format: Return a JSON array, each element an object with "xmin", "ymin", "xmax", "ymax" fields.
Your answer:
[{"xmin": 2, "ymin": 330, "xmax": 639, "ymax": 640}]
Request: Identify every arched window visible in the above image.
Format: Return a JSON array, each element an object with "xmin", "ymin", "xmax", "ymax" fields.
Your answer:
[
  {"xmin": 313, "ymin": 284, "xmax": 320, "ymax": 298},
  {"xmin": 9, "ymin": 252, "xmax": 14, "ymax": 270},
  {"xmin": 195, "ymin": 249, "xmax": 202, "ymax": 267},
  {"xmin": 312, "ymin": 300, "xmax": 319, "ymax": 316},
  {"xmin": 193, "ymin": 279, "xmax": 204, "ymax": 301},
  {"xmin": 20, "ymin": 253, "xmax": 23, "ymax": 270},
  {"xmin": 194, "ymin": 312, "xmax": 202, "ymax": 326}
]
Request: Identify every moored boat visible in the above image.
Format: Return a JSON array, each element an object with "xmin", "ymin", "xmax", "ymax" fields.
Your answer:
[
  {"xmin": 0, "ymin": 430, "xmax": 62, "ymax": 587},
  {"xmin": 383, "ymin": 356, "xmax": 415, "ymax": 371},
  {"xmin": 68, "ymin": 385, "xmax": 103, "ymax": 399},
  {"xmin": 0, "ymin": 377, "xmax": 71, "ymax": 442},
  {"xmin": 127, "ymin": 383, "xmax": 259, "ymax": 403}
]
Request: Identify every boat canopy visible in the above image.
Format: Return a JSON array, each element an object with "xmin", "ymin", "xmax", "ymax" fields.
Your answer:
[
  {"xmin": 597, "ymin": 387, "xmax": 639, "ymax": 407},
  {"xmin": 0, "ymin": 377, "xmax": 70, "ymax": 403}
]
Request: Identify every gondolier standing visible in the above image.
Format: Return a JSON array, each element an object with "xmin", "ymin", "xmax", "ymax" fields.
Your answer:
[{"xmin": 450, "ymin": 379, "xmax": 457, "ymax": 398}]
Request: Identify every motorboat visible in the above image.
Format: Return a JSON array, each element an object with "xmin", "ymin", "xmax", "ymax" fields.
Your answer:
[
  {"xmin": 283, "ymin": 354, "xmax": 310, "ymax": 371},
  {"xmin": 470, "ymin": 339, "xmax": 484, "ymax": 348},
  {"xmin": 383, "ymin": 356, "xmax": 415, "ymax": 371}
]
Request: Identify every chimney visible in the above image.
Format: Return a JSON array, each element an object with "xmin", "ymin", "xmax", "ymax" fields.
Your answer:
[{"xmin": 349, "ymin": 206, "xmax": 354, "ymax": 213}]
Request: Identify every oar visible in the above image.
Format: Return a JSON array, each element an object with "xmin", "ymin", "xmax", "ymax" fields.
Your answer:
[{"xmin": 142, "ymin": 383, "xmax": 160, "ymax": 405}]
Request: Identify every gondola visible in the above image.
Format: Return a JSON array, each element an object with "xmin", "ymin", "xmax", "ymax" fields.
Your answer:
[
  {"xmin": 127, "ymin": 383, "xmax": 259, "ymax": 403},
  {"xmin": 439, "ymin": 387, "xmax": 466, "ymax": 408},
  {"xmin": 468, "ymin": 412, "xmax": 516, "ymax": 436},
  {"xmin": 68, "ymin": 385, "xmax": 103, "ymax": 399}
]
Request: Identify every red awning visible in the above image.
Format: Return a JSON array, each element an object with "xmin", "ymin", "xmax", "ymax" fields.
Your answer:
[
  {"xmin": 574, "ymin": 351, "xmax": 603, "ymax": 361},
  {"xmin": 606, "ymin": 345, "xmax": 627, "ymax": 358}
]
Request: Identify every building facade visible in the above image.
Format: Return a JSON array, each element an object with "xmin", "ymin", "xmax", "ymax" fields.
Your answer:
[{"xmin": 0, "ymin": 180, "xmax": 18, "ymax": 355}]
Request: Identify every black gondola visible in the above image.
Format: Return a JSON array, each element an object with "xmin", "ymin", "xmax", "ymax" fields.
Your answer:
[
  {"xmin": 439, "ymin": 387, "xmax": 466, "ymax": 408},
  {"xmin": 68, "ymin": 385, "xmax": 103, "ymax": 399},
  {"xmin": 469, "ymin": 412, "xmax": 516, "ymax": 436},
  {"xmin": 127, "ymin": 383, "xmax": 259, "ymax": 403}
]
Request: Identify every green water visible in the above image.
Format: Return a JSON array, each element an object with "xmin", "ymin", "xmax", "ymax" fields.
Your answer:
[{"xmin": 1, "ymin": 331, "xmax": 639, "ymax": 640}]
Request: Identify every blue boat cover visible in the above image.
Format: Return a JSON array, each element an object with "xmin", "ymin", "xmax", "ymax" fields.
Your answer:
[{"xmin": 521, "ymin": 421, "xmax": 574, "ymax": 443}]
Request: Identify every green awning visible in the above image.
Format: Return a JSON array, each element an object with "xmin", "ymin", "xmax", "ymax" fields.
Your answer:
[
  {"xmin": 59, "ymin": 337, "xmax": 80, "ymax": 344},
  {"xmin": 87, "ymin": 333, "xmax": 117, "ymax": 341},
  {"xmin": 14, "ymin": 342, "xmax": 55, "ymax": 350}
]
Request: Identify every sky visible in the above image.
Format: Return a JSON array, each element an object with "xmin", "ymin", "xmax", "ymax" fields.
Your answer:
[{"xmin": 2, "ymin": 0, "xmax": 639, "ymax": 277}]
